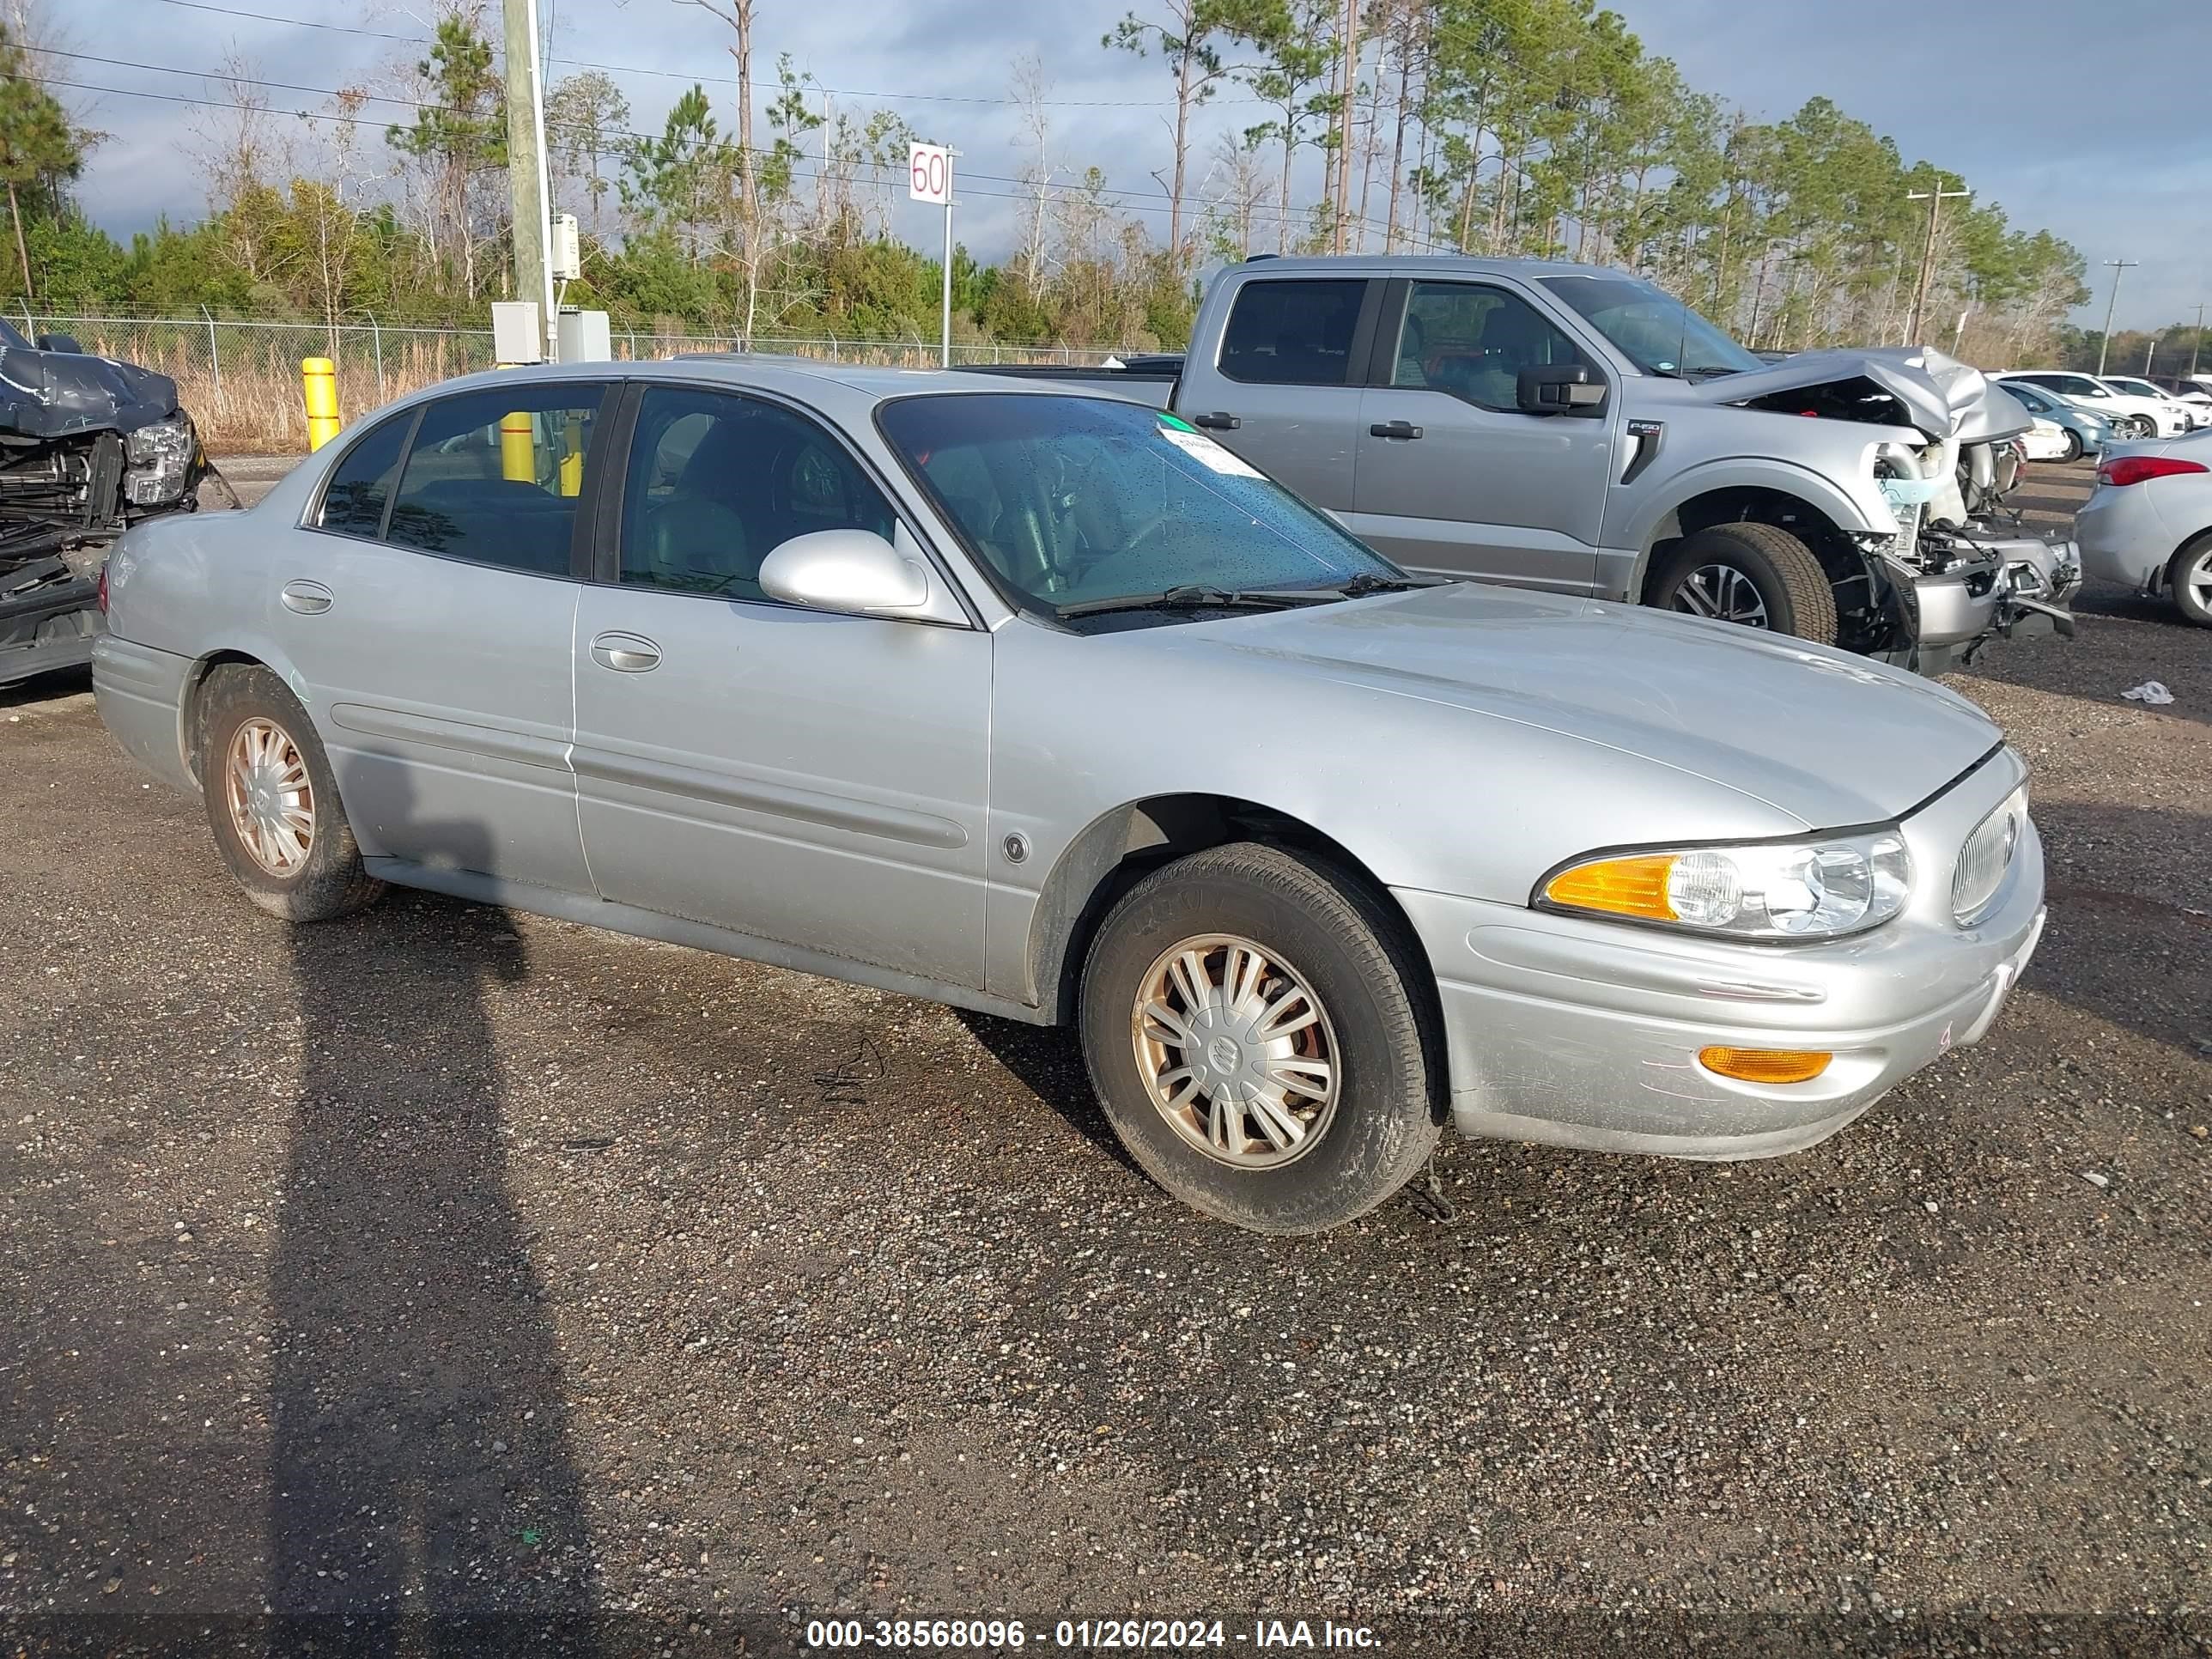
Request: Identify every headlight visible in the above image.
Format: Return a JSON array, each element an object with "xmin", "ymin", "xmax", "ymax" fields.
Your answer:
[
  {"xmin": 1537, "ymin": 830, "xmax": 1912, "ymax": 941},
  {"xmin": 123, "ymin": 414, "xmax": 198, "ymax": 505},
  {"xmin": 1952, "ymin": 785, "xmax": 2027, "ymax": 924}
]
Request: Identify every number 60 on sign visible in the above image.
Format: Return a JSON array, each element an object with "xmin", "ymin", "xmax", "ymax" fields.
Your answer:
[{"xmin": 908, "ymin": 143, "xmax": 951, "ymax": 205}]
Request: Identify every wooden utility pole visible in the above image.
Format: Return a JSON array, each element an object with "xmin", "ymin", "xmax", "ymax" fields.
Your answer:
[
  {"xmin": 2190, "ymin": 301, "xmax": 2205, "ymax": 377},
  {"xmin": 1331, "ymin": 0, "xmax": 1358, "ymax": 253},
  {"xmin": 1904, "ymin": 181, "xmax": 1968, "ymax": 347},
  {"xmin": 502, "ymin": 0, "xmax": 556, "ymax": 360},
  {"xmin": 2095, "ymin": 258, "xmax": 2137, "ymax": 376}
]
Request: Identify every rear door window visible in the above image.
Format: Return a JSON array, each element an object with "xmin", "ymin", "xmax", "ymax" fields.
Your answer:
[
  {"xmin": 314, "ymin": 413, "xmax": 410, "ymax": 537},
  {"xmin": 384, "ymin": 384, "xmax": 610, "ymax": 575},
  {"xmin": 1218, "ymin": 279, "xmax": 1369, "ymax": 386}
]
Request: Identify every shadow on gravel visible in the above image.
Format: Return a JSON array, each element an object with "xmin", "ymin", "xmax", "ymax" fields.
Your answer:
[
  {"xmin": 266, "ymin": 799, "xmax": 601, "ymax": 1655},
  {"xmin": 953, "ymin": 1010, "xmax": 1146, "ymax": 1178},
  {"xmin": 2028, "ymin": 801, "xmax": 2212, "ymax": 1060}
]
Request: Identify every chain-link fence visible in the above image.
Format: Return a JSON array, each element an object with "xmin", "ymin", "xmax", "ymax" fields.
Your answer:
[{"xmin": 12, "ymin": 308, "xmax": 1145, "ymax": 454}]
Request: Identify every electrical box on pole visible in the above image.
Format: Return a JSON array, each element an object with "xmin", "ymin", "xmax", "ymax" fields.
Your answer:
[
  {"xmin": 492, "ymin": 301, "xmax": 544, "ymax": 365},
  {"xmin": 550, "ymin": 214, "xmax": 581, "ymax": 283}
]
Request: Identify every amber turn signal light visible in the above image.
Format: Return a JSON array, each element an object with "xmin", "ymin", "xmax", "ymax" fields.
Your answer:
[{"xmin": 1697, "ymin": 1046, "xmax": 1832, "ymax": 1085}]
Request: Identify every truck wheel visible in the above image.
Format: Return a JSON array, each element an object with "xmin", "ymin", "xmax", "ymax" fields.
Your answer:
[
  {"xmin": 1650, "ymin": 523, "xmax": 1838, "ymax": 644},
  {"xmin": 1078, "ymin": 842, "xmax": 1440, "ymax": 1235},
  {"xmin": 2170, "ymin": 534, "xmax": 2212, "ymax": 627},
  {"xmin": 195, "ymin": 664, "xmax": 385, "ymax": 921}
]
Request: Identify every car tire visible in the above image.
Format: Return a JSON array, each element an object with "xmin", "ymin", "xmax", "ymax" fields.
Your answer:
[
  {"xmin": 2169, "ymin": 534, "xmax": 2212, "ymax": 628},
  {"xmin": 2061, "ymin": 428, "xmax": 2082, "ymax": 463},
  {"xmin": 195, "ymin": 664, "xmax": 385, "ymax": 921},
  {"xmin": 1078, "ymin": 842, "xmax": 1441, "ymax": 1235},
  {"xmin": 1649, "ymin": 522, "xmax": 1838, "ymax": 644}
]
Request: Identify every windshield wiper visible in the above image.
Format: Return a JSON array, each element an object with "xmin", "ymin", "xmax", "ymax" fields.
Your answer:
[
  {"xmin": 1331, "ymin": 571, "xmax": 1431, "ymax": 596},
  {"xmin": 1054, "ymin": 584, "xmax": 1336, "ymax": 619}
]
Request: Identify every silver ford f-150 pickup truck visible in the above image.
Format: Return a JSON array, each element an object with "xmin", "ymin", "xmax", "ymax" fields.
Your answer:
[{"xmin": 1000, "ymin": 256, "xmax": 2077, "ymax": 670}]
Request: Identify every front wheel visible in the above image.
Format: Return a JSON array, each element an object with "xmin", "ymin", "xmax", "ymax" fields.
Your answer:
[
  {"xmin": 2170, "ymin": 534, "xmax": 2212, "ymax": 627},
  {"xmin": 2061, "ymin": 428, "xmax": 2083, "ymax": 463},
  {"xmin": 1078, "ymin": 843, "xmax": 1441, "ymax": 1234},
  {"xmin": 1649, "ymin": 522, "xmax": 1838, "ymax": 644},
  {"xmin": 195, "ymin": 664, "xmax": 385, "ymax": 921}
]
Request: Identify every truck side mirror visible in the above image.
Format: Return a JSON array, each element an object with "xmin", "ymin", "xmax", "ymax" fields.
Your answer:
[
  {"xmin": 1516, "ymin": 364, "xmax": 1606, "ymax": 416},
  {"xmin": 34, "ymin": 332, "xmax": 82, "ymax": 354}
]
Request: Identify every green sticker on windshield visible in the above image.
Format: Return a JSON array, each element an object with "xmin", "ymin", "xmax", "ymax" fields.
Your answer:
[{"xmin": 1157, "ymin": 411, "xmax": 1197, "ymax": 433}]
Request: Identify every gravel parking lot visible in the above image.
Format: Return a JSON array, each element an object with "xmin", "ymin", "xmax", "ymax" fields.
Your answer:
[{"xmin": 2, "ymin": 459, "xmax": 2206, "ymax": 1656}]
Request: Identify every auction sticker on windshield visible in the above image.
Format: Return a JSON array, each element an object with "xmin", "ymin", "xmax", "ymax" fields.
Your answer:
[{"xmin": 1157, "ymin": 413, "xmax": 1264, "ymax": 478}]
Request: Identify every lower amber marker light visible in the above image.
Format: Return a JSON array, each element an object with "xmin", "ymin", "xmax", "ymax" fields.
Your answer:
[{"xmin": 1698, "ymin": 1046, "xmax": 1832, "ymax": 1084}]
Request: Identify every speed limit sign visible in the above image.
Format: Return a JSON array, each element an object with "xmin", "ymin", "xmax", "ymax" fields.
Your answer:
[{"xmin": 908, "ymin": 142, "xmax": 951, "ymax": 205}]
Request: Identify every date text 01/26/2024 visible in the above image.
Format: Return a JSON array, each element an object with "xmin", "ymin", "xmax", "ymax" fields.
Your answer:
[{"xmin": 802, "ymin": 1618, "xmax": 1384, "ymax": 1650}]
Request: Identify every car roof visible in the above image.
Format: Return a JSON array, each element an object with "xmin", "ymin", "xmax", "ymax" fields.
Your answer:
[
  {"xmin": 361, "ymin": 352, "xmax": 1133, "ymax": 416},
  {"xmin": 1226, "ymin": 253, "xmax": 1632, "ymax": 282}
]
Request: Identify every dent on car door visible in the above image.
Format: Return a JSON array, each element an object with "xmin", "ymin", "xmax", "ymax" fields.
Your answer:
[
  {"xmin": 278, "ymin": 383, "xmax": 606, "ymax": 890},
  {"xmin": 1352, "ymin": 279, "xmax": 1613, "ymax": 591},
  {"xmin": 569, "ymin": 383, "xmax": 992, "ymax": 987}
]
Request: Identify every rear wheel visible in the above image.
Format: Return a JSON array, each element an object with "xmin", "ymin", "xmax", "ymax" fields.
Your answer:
[
  {"xmin": 1078, "ymin": 843, "xmax": 1440, "ymax": 1234},
  {"xmin": 2170, "ymin": 534, "xmax": 2212, "ymax": 627},
  {"xmin": 1649, "ymin": 522, "xmax": 1838, "ymax": 645},
  {"xmin": 196, "ymin": 665, "xmax": 384, "ymax": 921}
]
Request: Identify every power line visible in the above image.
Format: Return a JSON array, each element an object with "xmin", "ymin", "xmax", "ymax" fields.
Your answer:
[
  {"xmin": 43, "ymin": 72, "xmax": 1437, "ymax": 247},
  {"xmin": 39, "ymin": 50, "xmax": 1436, "ymax": 244},
  {"xmin": 142, "ymin": 0, "xmax": 1261, "ymax": 109}
]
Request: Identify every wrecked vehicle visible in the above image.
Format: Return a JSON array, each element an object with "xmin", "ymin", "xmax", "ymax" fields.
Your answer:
[
  {"xmin": 992, "ymin": 258, "xmax": 2077, "ymax": 672},
  {"xmin": 0, "ymin": 315, "xmax": 221, "ymax": 690}
]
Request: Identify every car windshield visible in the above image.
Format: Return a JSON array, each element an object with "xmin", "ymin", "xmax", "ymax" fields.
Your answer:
[
  {"xmin": 2109, "ymin": 378, "xmax": 2161, "ymax": 397},
  {"xmin": 1537, "ymin": 273, "xmax": 1764, "ymax": 378},
  {"xmin": 875, "ymin": 393, "xmax": 1401, "ymax": 621}
]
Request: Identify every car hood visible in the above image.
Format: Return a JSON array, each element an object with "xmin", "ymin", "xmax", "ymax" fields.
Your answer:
[
  {"xmin": 1688, "ymin": 344, "xmax": 2029, "ymax": 442},
  {"xmin": 0, "ymin": 340, "xmax": 182, "ymax": 441},
  {"xmin": 1177, "ymin": 582, "xmax": 1999, "ymax": 830}
]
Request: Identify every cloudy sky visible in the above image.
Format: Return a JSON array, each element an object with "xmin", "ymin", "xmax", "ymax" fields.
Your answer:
[{"xmin": 62, "ymin": 0, "xmax": 2212, "ymax": 331}]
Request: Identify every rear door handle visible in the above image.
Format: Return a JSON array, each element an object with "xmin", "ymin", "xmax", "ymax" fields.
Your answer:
[
  {"xmin": 279, "ymin": 579, "xmax": 333, "ymax": 615},
  {"xmin": 1368, "ymin": 420, "xmax": 1423, "ymax": 441},
  {"xmin": 589, "ymin": 631, "xmax": 661, "ymax": 673},
  {"xmin": 1190, "ymin": 411, "xmax": 1241, "ymax": 430}
]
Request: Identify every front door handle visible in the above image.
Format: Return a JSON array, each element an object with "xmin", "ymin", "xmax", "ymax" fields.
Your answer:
[
  {"xmin": 1368, "ymin": 420, "xmax": 1424, "ymax": 441},
  {"xmin": 280, "ymin": 579, "xmax": 333, "ymax": 615},
  {"xmin": 1190, "ymin": 410, "xmax": 1241, "ymax": 430},
  {"xmin": 589, "ymin": 631, "xmax": 661, "ymax": 673}
]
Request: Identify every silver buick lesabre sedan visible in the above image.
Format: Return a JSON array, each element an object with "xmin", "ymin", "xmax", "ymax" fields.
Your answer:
[{"xmin": 93, "ymin": 359, "xmax": 2045, "ymax": 1233}]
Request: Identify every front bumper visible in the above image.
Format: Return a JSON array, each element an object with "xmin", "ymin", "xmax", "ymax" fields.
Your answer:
[
  {"xmin": 1, "ymin": 553, "xmax": 103, "ymax": 690},
  {"xmin": 1395, "ymin": 750, "xmax": 2045, "ymax": 1159}
]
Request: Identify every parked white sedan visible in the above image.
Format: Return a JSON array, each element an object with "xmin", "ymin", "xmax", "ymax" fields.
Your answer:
[
  {"xmin": 2075, "ymin": 433, "xmax": 2212, "ymax": 625},
  {"xmin": 2019, "ymin": 417, "xmax": 2074, "ymax": 462},
  {"xmin": 1995, "ymin": 371, "xmax": 2191, "ymax": 440},
  {"xmin": 2101, "ymin": 374, "xmax": 2212, "ymax": 431}
]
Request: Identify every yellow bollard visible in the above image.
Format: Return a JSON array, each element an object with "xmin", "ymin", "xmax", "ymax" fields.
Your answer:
[
  {"xmin": 301, "ymin": 358, "xmax": 341, "ymax": 452},
  {"xmin": 558, "ymin": 413, "xmax": 584, "ymax": 497},
  {"xmin": 500, "ymin": 410, "xmax": 537, "ymax": 484}
]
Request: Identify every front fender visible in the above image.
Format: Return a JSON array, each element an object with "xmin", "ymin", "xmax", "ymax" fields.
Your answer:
[{"xmin": 1624, "ymin": 455, "xmax": 1892, "ymax": 562}]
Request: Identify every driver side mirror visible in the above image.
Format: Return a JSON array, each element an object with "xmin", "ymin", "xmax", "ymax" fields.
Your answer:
[
  {"xmin": 1516, "ymin": 364, "xmax": 1606, "ymax": 416},
  {"xmin": 35, "ymin": 332, "xmax": 81, "ymax": 354},
  {"xmin": 759, "ymin": 527, "xmax": 933, "ymax": 617}
]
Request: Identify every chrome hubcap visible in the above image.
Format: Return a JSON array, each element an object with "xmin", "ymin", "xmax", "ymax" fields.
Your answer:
[
  {"xmin": 2188, "ymin": 550, "xmax": 2212, "ymax": 611},
  {"xmin": 224, "ymin": 717, "xmax": 314, "ymax": 877},
  {"xmin": 1130, "ymin": 933, "xmax": 1339, "ymax": 1169},
  {"xmin": 1671, "ymin": 562, "xmax": 1771, "ymax": 627}
]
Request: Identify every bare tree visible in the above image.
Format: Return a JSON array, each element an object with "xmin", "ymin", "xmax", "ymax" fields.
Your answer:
[
  {"xmin": 1009, "ymin": 53, "xmax": 1055, "ymax": 304},
  {"xmin": 1201, "ymin": 130, "xmax": 1274, "ymax": 261},
  {"xmin": 187, "ymin": 50, "xmax": 295, "ymax": 292}
]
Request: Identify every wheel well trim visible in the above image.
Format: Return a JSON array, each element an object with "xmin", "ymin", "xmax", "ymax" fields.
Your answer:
[
  {"xmin": 1021, "ymin": 793, "xmax": 1431, "ymax": 1030},
  {"xmin": 1627, "ymin": 461, "xmax": 1881, "ymax": 598},
  {"xmin": 178, "ymin": 645, "xmax": 299, "ymax": 783}
]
